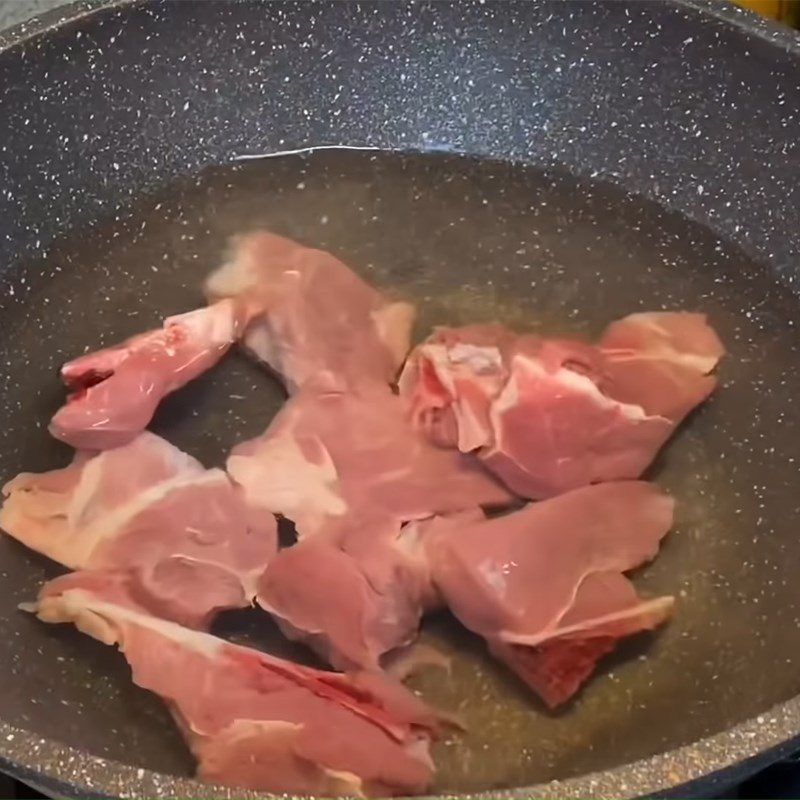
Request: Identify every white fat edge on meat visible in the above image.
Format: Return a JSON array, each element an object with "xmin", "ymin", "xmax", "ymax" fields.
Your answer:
[
  {"xmin": 256, "ymin": 598, "xmax": 323, "ymax": 634},
  {"xmin": 395, "ymin": 353, "xmax": 417, "ymax": 396},
  {"xmin": 165, "ymin": 301, "xmax": 238, "ymax": 350},
  {"xmin": 602, "ymin": 346, "xmax": 719, "ymax": 375},
  {"xmin": 266, "ymin": 615, "xmax": 349, "ymax": 672},
  {"xmin": 227, "ymin": 435, "xmax": 346, "ymax": 536},
  {"xmin": 488, "ymin": 540, "xmax": 597, "ymax": 630},
  {"xmin": 383, "ymin": 641, "xmax": 452, "ymax": 681},
  {"xmin": 270, "ymin": 615, "xmax": 331, "ymax": 658},
  {"xmin": 439, "ymin": 344, "xmax": 504, "ymax": 451},
  {"xmin": 606, "ymin": 313, "xmax": 721, "ymax": 374},
  {"xmin": 308, "ymin": 768, "xmax": 363, "ymax": 797},
  {"xmin": 370, "ymin": 301, "xmax": 416, "ymax": 368},
  {"xmin": 489, "ymin": 533, "xmax": 675, "ymax": 641},
  {"xmin": 199, "ymin": 719, "xmax": 366, "ymax": 799},
  {"xmin": 238, "ymin": 563, "xmax": 269, "ymax": 599},
  {"xmin": 393, "ymin": 521, "xmax": 446, "ymax": 611},
  {"xmin": 235, "ymin": 274, "xmax": 313, "ymax": 390},
  {"xmin": 497, "ymin": 595, "xmax": 675, "ymax": 647},
  {"xmin": 68, "ymin": 432, "xmax": 205, "ymax": 530},
  {"xmin": 140, "ymin": 430, "xmax": 207, "ymax": 474},
  {"xmin": 149, "ymin": 554, "xmax": 263, "ymax": 601},
  {"xmin": 486, "ymin": 353, "xmax": 654, "ymax": 454},
  {"xmin": 545, "ymin": 360, "xmax": 650, "ymax": 421},
  {"xmin": 395, "ymin": 520, "xmax": 426, "ymax": 557},
  {"xmin": 69, "ymin": 465, "xmax": 228, "ymax": 564},
  {"xmin": 484, "ymin": 364, "xmax": 519, "ymax": 458},
  {"xmin": 447, "ymin": 343, "xmax": 503, "ymax": 373},
  {"xmin": 457, "ymin": 503, "xmax": 648, "ymax": 637},
  {"xmin": 25, "ymin": 588, "xmax": 225, "ymax": 657},
  {"xmin": 453, "ymin": 396, "xmax": 491, "ymax": 452},
  {"xmin": 419, "ymin": 344, "xmax": 458, "ymax": 395},
  {"xmin": 204, "ymin": 249, "xmax": 259, "ymax": 299},
  {"xmin": 397, "ymin": 343, "xmax": 445, "ymax": 399},
  {"xmin": 20, "ymin": 598, "xmax": 121, "ymax": 647},
  {"xmin": 320, "ymin": 767, "xmax": 364, "ymax": 798}
]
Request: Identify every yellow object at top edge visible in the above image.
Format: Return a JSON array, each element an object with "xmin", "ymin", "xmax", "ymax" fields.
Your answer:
[{"xmin": 732, "ymin": 0, "xmax": 799, "ymax": 24}]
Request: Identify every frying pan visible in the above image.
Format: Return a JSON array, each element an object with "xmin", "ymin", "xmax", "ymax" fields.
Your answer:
[{"xmin": 1, "ymin": 1, "xmax": 799, "ymax": 797}]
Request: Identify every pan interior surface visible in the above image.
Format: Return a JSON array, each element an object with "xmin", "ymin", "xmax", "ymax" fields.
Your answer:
[{"xmin": 1, "ymin": 149, "xmax": 799, "ymax": 793}]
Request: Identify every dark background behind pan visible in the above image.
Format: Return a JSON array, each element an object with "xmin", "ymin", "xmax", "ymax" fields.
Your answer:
[{"xmin": 0, "ymin": 2, "xmax": 799, "ymax": 798}]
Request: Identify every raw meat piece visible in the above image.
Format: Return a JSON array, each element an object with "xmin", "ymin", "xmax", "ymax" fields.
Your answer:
[
  {"xmin": 205, "ymin": 231, "xmax": 415, "ymax": 392},
  {"xmin": 231, "ymin": 377, "xmax": 507, "ymax": 669},
  {"xmin": 257, "ymin": 512, "xmax": 437, "ymax": 671},
  {"xmin": 493, "ymin": 571, "xmax": 674, "ymax": 708},
  {"xmin": 1, "ymin": 432, "xmax": 275, "ymax": 628},
  {"xmin": 28, "ymin": 573, "xmax": 442, "ymax": 797},
  {"xmin": 399, "ymin": 312, "xmax": 723, "ymax": 498},
  {"xmin": 479, "ymin": 347, "xmax": 672, "ymax": 499},
  {"xmin": 50, "ymin": 300, "xmax": 242, "ymax": 450},
  {"xmin": 424, "ymin": 481, "xmax": 675, "ymax": 706},
  {"xmin": 599, "ymin": 311, "xmax": 726, "ymax": 423},
  {"xmin": 228, "ymin": 381, "xmax": 512, "ymax": 538},
  {"xmin": 398, "ymin": 323, "xmax": 516, "ymax": 451},
  {"xmin": 227, "ymin": 387, "xmax": 346, "ymax": 538}
]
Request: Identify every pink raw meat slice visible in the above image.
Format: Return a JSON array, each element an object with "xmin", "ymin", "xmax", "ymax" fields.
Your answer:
[
  {"xmin": 600, "ymin": 311, "xmax": 726, "ymax": 422},
  {"xmin": 50, "ymin": 300, "xmax": 242, "ymax": 450},
  {"xmin": 29, "ymin": 572, "xmax": 443, "ymax": 797},
  {"xmin": 227, "ymin": 381, "xmax": 511, "ymax": 538},
  {"xmin": 398, "ymin": 312, "xmax": 724, "ymax": 498},
  {"xmin": 257, "ymin": 512, "xmax": 437, "ymax": 671},
  {"xmin": 398, "ymin": 323, "xmax": 517, "ymax": 451},
  {"xmin": 424, "ymin": 481, "xmax": 675, "ymax": 706},
  {"xmin": 204, "ymin": 231, "xmax": 415, "ymax": 392},
  {"xmin": 480, "ymin": 347, "xmax": 673, "ymax": 499},
  {"xmin": 0, "ymin": 432, "xmax": 276, "ymax": 628}
]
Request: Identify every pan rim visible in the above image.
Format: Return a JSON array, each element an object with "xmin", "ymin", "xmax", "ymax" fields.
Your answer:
[{"xmin": 0, "ymin": 1, "xmax": 799, "ymax": 798}]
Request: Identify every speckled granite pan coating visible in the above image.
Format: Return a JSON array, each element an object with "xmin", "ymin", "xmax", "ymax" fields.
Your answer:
[{"xmin": 0, "ymin": 1, "xmax": 799, "ymax": 798}]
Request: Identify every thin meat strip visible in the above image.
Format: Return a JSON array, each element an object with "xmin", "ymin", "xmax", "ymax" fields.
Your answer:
[
  {"xmin": 424, "ymin": 481, "xmax": 675, "ymax": 707},
  {"xmin": 204, "ymin": 231, "xmax": 415, "ymax": 392},
  {"xmin": 50, "ymin": 300, "xmax": 243, "ymax": 450},
  {"xmin": 28, "ymin": 571, "xmax": 443, "ymax": 797},
  {"xmin": 399, "ymin": 312, "xmax": 724, "ymax": 498},
  {"xmin": 228, "ymin": 380, "xmax": 512, "ymax": 539},
  {"xmin": 0, "ymin": 431, "xmax": 276, "ymax": 628},
  {"xmin": 257, "ymin": 512, "xmax": 437, "ymax": 671}
]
